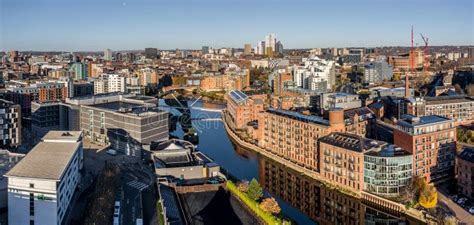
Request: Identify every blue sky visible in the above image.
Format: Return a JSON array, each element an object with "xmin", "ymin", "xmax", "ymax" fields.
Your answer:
[{"xmin": 0, "ymin": 0, "xmax": 472, "ymax": 51}]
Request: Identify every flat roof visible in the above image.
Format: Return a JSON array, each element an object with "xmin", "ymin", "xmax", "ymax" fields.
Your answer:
[
  {"xmin": 458, "ymin": 147, "xmax": 474, "ymax": 163},
  {"xmin": 266, "ymin": 108, "xmax": 330, "ymax": 126},
  {"xmin": 42, "ymin": 131, "xmax": 82, "ymax": 142},
  {"xmin": 425, "ymin": 96, "xmax": 472, "ymax": 105},
  {"xmin": 398, "ymin": 115, "xmax": 451, "ymax": 127},
  {"xmin": 5, "ymin": 141, "xmax": 80, "ymax": 180},
  {"xmin": 319, "ymin": 132, "xmax": 386, "ymax": 153},
  {"xmin": 89, "ymin": 101, "xmax": 166, "ymax": 117}
]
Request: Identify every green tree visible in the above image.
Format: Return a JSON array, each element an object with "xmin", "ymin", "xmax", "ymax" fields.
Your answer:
[{"xmin": 247, "ymin": 178, "xmax": 263, "ymax": 201}]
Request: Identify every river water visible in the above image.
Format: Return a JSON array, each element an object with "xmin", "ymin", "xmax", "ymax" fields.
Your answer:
[{"xmin": 161, "ymin": 100, "xmax": 421, "ymax": 225}]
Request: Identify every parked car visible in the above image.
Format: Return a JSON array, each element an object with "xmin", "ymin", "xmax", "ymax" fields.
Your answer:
[
  {"xmin": 469, "ymin": 207, "xmax": 474, "ymax": 215},
  {"xmin": 457, "ymin": 198, "xmax": 467, "ymax": 204}
]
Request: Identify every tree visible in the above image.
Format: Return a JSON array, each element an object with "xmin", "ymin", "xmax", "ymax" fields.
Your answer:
[
  {"xmin": 419, "ymin": 183, "xmax": 438, "ymax": 209},
  {"xmin": 443, "ymin": 216, "xmax": 458, "ymax": 225},
  {"xmin": 247, "ymin": 178, "xmax": 263, "ymax": 201},
  {"xmin": 259, "ymin": 198, "xmax": 281, "ymax": 215},
  {"xmin": 238, "ymin": 180, "xmax": 249, "ymax": 193}
]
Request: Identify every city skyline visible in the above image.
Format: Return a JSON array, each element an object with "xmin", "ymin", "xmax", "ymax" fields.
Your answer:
[{"xmin": 1, "ymin": 0, "xmax": 473, "ymax": 51}]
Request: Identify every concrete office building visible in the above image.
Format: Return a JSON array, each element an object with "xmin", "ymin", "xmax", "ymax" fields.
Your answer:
[
  {"xmin": 6, "ymin": 131, "xmax": 83, "ymax": 225},
  {"xmin": 78, "ymin": 95, "xmax": 168, "ymax": 157},
  {"xmin": 0, "ymin": 99, "xmax": 21, "ymax": 149},
  {"xmin": 394, "ymin": 115, "xmax": 456, "ymax": 182},
  {"xmin": 363, "ymin": 57, "xmax": 393, "ymax": 84}
]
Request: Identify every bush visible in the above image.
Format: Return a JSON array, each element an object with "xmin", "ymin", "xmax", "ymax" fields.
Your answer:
[
  {"xmin": 260, "ymin": 198, "xmax": 281, "ymax": 215},
  {"xmin": 247, "ymin": 178, "xmax": 263, "ymax": 201}
]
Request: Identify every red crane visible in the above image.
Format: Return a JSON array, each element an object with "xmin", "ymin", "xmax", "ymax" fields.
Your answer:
[{"xmin": 420, "ymin": 33, "xmax": 429, "ymax": 75}]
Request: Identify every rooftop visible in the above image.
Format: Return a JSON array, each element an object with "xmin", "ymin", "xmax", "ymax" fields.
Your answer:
[
  {"xmin": 42, "ymin": 131, "xmax": 82, "ymax": 143},
  {"xmin": 228, "ymin": 90, "xmax": 248, "ymax": 104},
  {"xmin": 398, "ymin": 115, "xmax": 451, "ymax": 127},
  {"xmin": 266, "ymin": 108, "xmax": 330, "ymax": 126},
  {"xmin": 458, "ymin": 147, "xmax": 474, "ymax": 163},
  {"xmin": 424, "ymin": 96, "xmax": 472, "ymax": 105},
  {"xmin": 365, "ymin": 145, "xmax": 411, "ymax": 157},
  {"xmin": 319, "ymin": 132, "xmax": 386, "ymax": 153},
  {"xmin": 90, "ymin": 101, "xmax": 165, "ymax": 116},
  {"xmin": 5, "ymin": 137, "xmax": 81, "ymax": 180}
]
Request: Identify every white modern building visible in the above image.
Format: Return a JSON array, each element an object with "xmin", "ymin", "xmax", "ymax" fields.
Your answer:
[
  {"xmin": 292, "ymin": 56, "xmax": 336, "ymax": 91},
  {"xmin": 93, "ymin": 74, "xmax": 126, "ymax": 94},
  {"xmin": 6, "ymin": 131, "xmax": 83, "ymax": 225}
]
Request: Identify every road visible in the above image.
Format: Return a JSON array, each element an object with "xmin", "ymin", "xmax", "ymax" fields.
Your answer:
[
  {"xmin": 119, "ymin": 163, "xmax": 157, "ymax": 225},
  {"xmin": 438, "ymin": 185, "xmax": 473, "ymax": 224}
]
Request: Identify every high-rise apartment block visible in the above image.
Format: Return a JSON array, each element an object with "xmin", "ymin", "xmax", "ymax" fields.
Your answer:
[
  {"xmin": 0, "ymin": 99, "xmax": 21, "ymax": 149},
  {"xmin": 103, "ymin": 49, "xmax": 112, "ymax": 61}
]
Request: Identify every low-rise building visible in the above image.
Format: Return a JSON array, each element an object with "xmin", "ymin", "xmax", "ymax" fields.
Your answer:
[
  {"xmin": 151, "ymin": 139, "xmax": 219, "ymax": 181},
  {"xmin": 456, "ymin": 147, "xmax": 474, "ymax": 198},
  {"xmin": 6, "ymin": 131, "xmax": 83, "ymax": 225}
]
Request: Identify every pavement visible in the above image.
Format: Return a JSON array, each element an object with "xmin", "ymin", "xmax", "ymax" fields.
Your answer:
[{"xmin": 437, "ymin": 185, "xmax": 474, "ymax": 225}]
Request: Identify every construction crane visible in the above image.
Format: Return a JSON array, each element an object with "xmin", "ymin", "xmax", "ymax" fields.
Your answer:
[{"xmin": 420, "ymin": 33, "xmax": 429, "ymax": 75}]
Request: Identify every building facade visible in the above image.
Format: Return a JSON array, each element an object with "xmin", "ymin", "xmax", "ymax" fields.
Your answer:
[
  {"xmin": 394, "ymin": 115, "xmax": 456, "ymax": 182},
  {"xmin": 0, "ymin": 99, "xmax": 21, "ymax": 149},
  {"xmin": 6, "ymin": 131, "xmax": 83, "ymax": 225},
  {"xmin": 456, "ymin": 147, "xmax": 474, "ymax": 198},
  {"xmin": 79, "ymin": 96, "xmax": 168, "ymax": 157},
  {"xmin": 259, "ymin": 108, "xmax": 345, "ymax": 171},
  {"xmin": 363, "ymin": 145, "xmax": 412, "ymax": 196}
]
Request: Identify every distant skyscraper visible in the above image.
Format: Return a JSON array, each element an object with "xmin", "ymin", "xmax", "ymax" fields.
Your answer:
[
  {"xmin": 202, "ymin": 46, "xmax": 210, "ymax": 54},
  {"xmin": 257, "ymin": 41, "xmax": 265, "ymax": 55},
  {"xmin": 275, "ymin": 41, "xmax": 284, "ymax": 55},
  {"xmin": 469, "ymin": 47, "xmax": 474, "ymax": 59},
  {"xmin": 115, "ymin": 52, "xmax": 122, "ymax": 61},
  {"xmin": 244, "ymin": 44, "xmax": 252, "ymax": 55},
  {"xmin": 104, "ymin": 49, "xmax": 112, "ymax": 61},
  {"xmin": 145, "ymin": 48, "xmax": 158, "ymax": 59},
  {"xmin": 265, "ymin": 33, "xmax": 276, "ymax": 55}
]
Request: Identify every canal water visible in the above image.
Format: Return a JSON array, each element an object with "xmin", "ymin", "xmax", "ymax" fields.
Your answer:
[{"xmin": 161, "ymin": 100, "xmax": 419, "ymax": 225}]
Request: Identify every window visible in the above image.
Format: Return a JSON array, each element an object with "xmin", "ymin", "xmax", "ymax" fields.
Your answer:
[
  {"xmin": 29, "ymin": 183, "xmax": 34, "ymax": 188},
  {"xmin": 30, "ymin": 220, "xmax": 34, "ymax": 225},
  {"xmin": 29, "ymin": 193, "xmax": 34, "ymax": 216}
]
